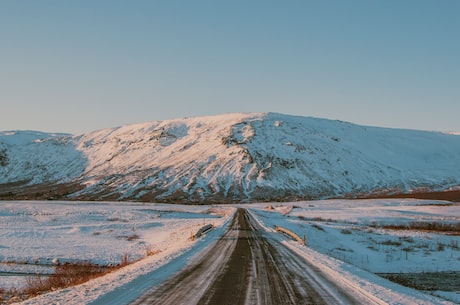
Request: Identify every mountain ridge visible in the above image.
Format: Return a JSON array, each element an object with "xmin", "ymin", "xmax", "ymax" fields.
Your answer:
[{"xmin": 1, "ymin": 112, "xmax": 460, "ymax": 203}]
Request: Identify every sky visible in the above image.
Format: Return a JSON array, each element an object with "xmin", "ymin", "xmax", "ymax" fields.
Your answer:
[{"xmin": 1, "ymin": 0, "xmax": 459, "ymax": 134}]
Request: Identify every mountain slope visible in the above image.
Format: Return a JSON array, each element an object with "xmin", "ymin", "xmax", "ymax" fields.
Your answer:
[{"xmin": 1, "ymin": 113, "xmax": 460, "ymax": 203}]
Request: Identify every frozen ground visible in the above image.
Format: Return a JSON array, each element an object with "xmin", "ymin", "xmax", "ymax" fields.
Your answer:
[
  {"xmin": 247, "ymin": 199, "xmax": 460, "ymax": 303},
  {"xmin": 0, "ymin": 201, "xmax": 233, "ymax": 292},
  {"xmin": 0, "ymin": 199, "xmax": 459, "ymax": 304}
]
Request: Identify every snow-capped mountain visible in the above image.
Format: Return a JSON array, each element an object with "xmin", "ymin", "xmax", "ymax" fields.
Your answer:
[{"xmin": 1, "ymin": 113, "xmax": 460, "ymax": 203}]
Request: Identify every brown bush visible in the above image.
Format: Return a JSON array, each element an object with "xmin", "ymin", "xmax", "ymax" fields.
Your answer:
[
  {"xmin": 24, "ymin": 262, "xmax": 115, "ymax": 298},
  {"xmin": 120, "ymin": 253, "xmax": 130, "ymax": 267},
  {"xmin": 126, "ymin": 234, "xmax": 140, "ymax": 241},
  {"xmin": 145, "ymin": 246, "xmax": 162, "ymax": 257}
]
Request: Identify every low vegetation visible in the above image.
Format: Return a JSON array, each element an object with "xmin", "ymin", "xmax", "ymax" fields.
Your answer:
[
  {"xmin": 379, "ymin": 272, "xmax": 460, "ymax": 292},
  {"xmin": 25, "ymin": 262, "xmax": 114, "ymax": 297},
  {"xmin": 0, "ymin": 262, "xmax": 116, "ymax": 304},
  {"xmin": 0, "ymin": 150, "xmax": 8, "ymax": 167},
  {"xmin": 0, "ymin": 248, "xmax": 161, "ymax": 304},
  {"xmin": 371, "ymin": 221, "xmax": 460, "ymax": 235}
]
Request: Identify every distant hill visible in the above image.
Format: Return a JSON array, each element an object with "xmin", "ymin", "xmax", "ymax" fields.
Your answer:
[{"xmin": 1, "ymin": 113, "xmax": 460, "ymax": 203}]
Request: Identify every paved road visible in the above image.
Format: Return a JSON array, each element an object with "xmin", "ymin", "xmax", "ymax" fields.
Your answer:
[{"xmin": 130, "ymin": 208, "xmax": 374, "ymax": 305}]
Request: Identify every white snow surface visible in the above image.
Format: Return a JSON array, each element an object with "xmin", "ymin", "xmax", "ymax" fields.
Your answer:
[
  {"xmin": 1, "ymin": 199, "xmax": 458, "ymax": 304},
  {"xmin": 0, "ymin": 131, "xmax": 85, "ymax": 185},
  {"xmin": 0, "ymin": 201, "xmax": 233, "ymax": 294},
  {"xmin": 1, "ymin": 113, "xmax": 460, "ymax": 201},
  {"xmin": 247, "ymin": 199, "xmax": 460, "ymax": 304}
]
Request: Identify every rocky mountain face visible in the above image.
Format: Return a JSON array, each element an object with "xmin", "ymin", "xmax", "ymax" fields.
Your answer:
[{"xmin": 1, "ymin": 113, "xmax": 460, "ymax": 203}]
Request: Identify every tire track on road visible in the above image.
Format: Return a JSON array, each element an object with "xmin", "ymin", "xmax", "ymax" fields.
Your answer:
[{"xmin": 130, "ymin": 209, "xmax": 374, "ymax": 305}]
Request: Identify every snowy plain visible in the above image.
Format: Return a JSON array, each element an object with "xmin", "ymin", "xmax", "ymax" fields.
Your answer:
[
  {"xmin": 0, "ymin": 199, "xmax": 458, "ymax": 304},
  {"xmin": 0, "ymin": 201, "xmax": 233, "ymax": 300}
]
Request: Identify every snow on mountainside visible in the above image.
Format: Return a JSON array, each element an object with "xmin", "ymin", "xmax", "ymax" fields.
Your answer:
[
  {"xmin": 0, "ymin": 131, "xmax": 85, "ymax": 185},
  {"xmin": 1, "ymin": 113, "xmax": 460, "ymax": 203}
]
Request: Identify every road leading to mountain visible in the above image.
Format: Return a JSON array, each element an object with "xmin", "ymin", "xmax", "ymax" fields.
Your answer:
[{"xmin": 129, "ymin": 208, "xmax": 381, "ymax": 305}]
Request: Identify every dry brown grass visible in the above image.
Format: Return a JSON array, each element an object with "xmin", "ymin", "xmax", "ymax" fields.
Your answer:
[
  {"xmin": 361, "ymin": 189, "xmax": 460, "ymax": 202},
  {"xmin": 0, "ymin": 262, "xmax": 123, "ymax": 303},
  {"xmin": 0, "ymin": 248, "xmax": 166, "ymax": 303},
  {"xmin": 372, "ymin": 221, "xmax": 460, "ymax": 235},
  {"xmin": 145, "ymin": 246, "xmax": 162, "ymax": 257},
  {"xmin": 379, "ymin": 271, "xmax": 460, "ymax": 291},
  {"xmin": 24, "ymin": 262, "xmax": 115, "ymax": 298}
]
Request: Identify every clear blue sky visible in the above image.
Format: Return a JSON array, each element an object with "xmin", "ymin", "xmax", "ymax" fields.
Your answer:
[{"xmin": 1, "ymin": 0, "xmax": 459, "ymax": 134}]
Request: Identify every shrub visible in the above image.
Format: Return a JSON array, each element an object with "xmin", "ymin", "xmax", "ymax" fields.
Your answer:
[
  {"xmin": 120, "ymin": 253, "xmax": 130, "ymax": 267},
  {"xmin": 379, "ymin": 221, "xmax": 460, "ymax": 233},
  {"xmin": 0, "ymin": 150, "xmax": 8, "ymax": 167},
  {"xmin": 402, "ymin": 246, "xmax": 415, "ymax": 253},
  {"xmin": 311, "ymin": 224, "xmax": 324, "ymax": 231},
  {"xmin": 6, "ymin": 255, "xmax": 138, "ymax": 302},
  {"xmin": 24, "ymin": 262, "xmax": 114, "ymax": 297},
  {"xmin": 399, "ymin": 236, "xmax": 414, "ymax": 243},
  {"xmin": 145, "ymin": 246, "xmax": 161, "ymax": 257},
  {"xmin": 380, "ymin": 240, "xmax": 402, "ymax": 246},
  {"xmin": 126, "ymin": 234, "xmax": 140, "ymax": 241},
  {"xmin": 437, "ymin": 243, "xmax": 445, "ymax": 251}
]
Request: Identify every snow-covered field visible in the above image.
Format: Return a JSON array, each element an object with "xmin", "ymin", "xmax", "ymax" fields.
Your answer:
[
  {"xmin": 0, "ymin": 201, "xmax": 233, "ymax": 292},
  {"xmin": 1, "ymin": 199, "xmax": 459, "ymax": 304},
  {"xmin": 248, "ymin": 199, "xmax": 460, "ymax": 303}
]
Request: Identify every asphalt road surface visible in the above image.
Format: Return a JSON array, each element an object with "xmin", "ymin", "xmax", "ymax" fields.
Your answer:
[{"xmin": 129, "ymin": 208, "xmax": 377, "ymax": 305}]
